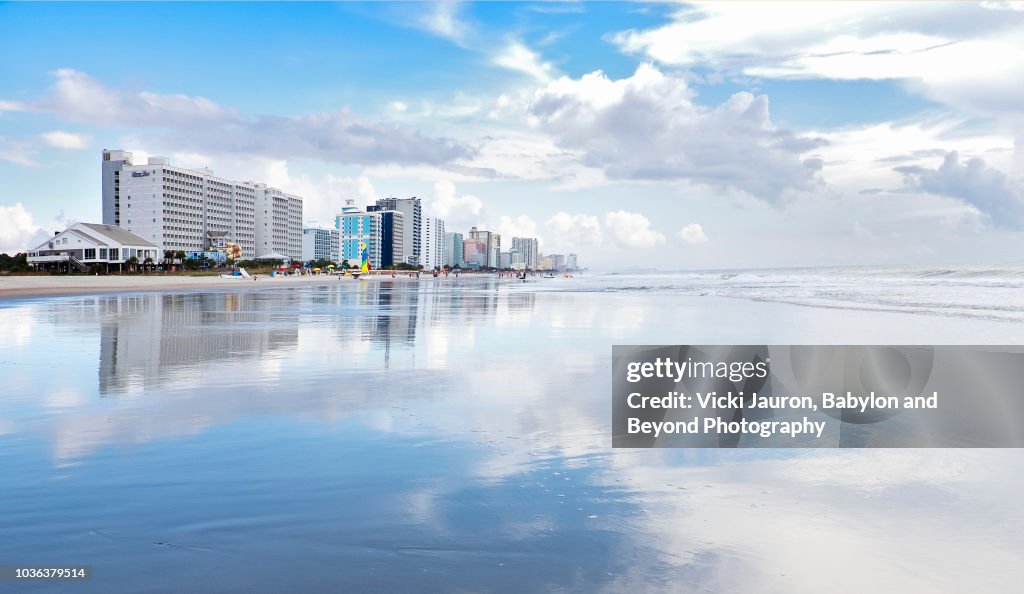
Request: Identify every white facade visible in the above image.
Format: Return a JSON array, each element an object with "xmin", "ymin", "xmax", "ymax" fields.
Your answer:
[
  {"xmin": 420, "ymin": 217, "xmax": 445, "ymax": 270},
  {"xmin": 302, "ymin": 227, "xmax": 340, "ymax": 263},
  {"xmin": 27, "ymin": 223, "xmax": 158, "ymax": 271},
  {"xmin": 511, "ymin": 237, "xmax": 540, "ymax": 270},
  {"xmin": 253, "ymin": 184, "xmax": 303, "ymax": 260},
  {"xmin": 102, "ymin": 150, "xmax": 300, "ymax": 262}
]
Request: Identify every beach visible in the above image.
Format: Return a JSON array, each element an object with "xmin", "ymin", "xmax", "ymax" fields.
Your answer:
[
  {"xmin": 1, "ymin": 270, "xmax": 1022, "ymax": 593},
  {"xmin": 0, "ymin": 271, "xmax": 460, "ymax": 300}
]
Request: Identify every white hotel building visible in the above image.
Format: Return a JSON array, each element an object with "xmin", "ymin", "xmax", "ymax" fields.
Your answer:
[
  {"xmin": 102, "ymin": 150, "xmax": 303, "ymax": 261},
  {"xmin": 420, "ymin": 217, "xmax": 445, "ymax": 270}
]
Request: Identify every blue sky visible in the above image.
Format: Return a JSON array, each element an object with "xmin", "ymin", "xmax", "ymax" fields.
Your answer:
[{"xmin": 2, "ymin": 1, "xmax": 1024, "ymax": 268}]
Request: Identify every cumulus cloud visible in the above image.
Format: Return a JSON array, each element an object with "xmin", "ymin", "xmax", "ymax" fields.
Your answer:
[
  {"xmin": 497, "ymin": 214, "xmax": 541, "ymax": 245},
  {"xmin": 545, "ymin": 212, "xmax": 602, "ymax": 248},
  {"xmin": 603, "ymin": 210, "xmax": 665, "ymax": 249},
  {"xmin": 425, "ymin": 180, "xmax": 484, "ymax": 231},
  {"xmin": 678, "ymin": 223, "xmax": 709, "ymax": 244},
  {"xmin": 38, "ymin": 69, "xmax": 472, "ymax": 167},
  {"xmin": 0, "ymin": 203, "xmax": 70, "ymax": 255},
  {"xmin": 274, "ymin": 170, "xmax": 378, "ymax": 228},
  {"xmin": 41, "ymin": 130, "xmax": 91, "ymax": 150},
  {"xmin": 519, "ymin": 64, "xmax": 825, "ymax": 202},
  {"xmin": 896, "ymin": 151, "xmax": 1024, "ymax": 229}
]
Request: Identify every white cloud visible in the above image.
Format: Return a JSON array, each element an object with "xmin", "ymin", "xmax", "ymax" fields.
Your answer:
[
  {"xmin": 896, "ymin": 151, "xmax": 1024, "ymax": 229},
  {"xmin": 497, "ymin": 214, "xmax": 542, "ymax": 245},
  {"xmin": 0, "ymin": 100, "xmax": 30, "ymax": 112},
  {"xmin": 493, "ymin": 40, "xmax": 557, "ymax": 82},
  {"xmin": 678, "ymin": 223, "xmax": 709, "ymax": 244},
  {"xmin": 418, "ymin": 0, "xmax": 471, "ymax": 46},
  {"xmin": 425, "ymin": 180, "xmax": 484, "ymax": 231},
  {"xmin": 604, "ymin": 210, "xmax": 665, "ymax": 249},
  {"xmin": 518, "ymin": 64, "xmax": 825, "ymax": 202},
  {"xmin": 38, "ymin": 69, "xmax": 472, "ymax": 167},
  {"xmin": 0, "ymin": 203, "xmax": 70, "ymax": 255},
  {"xmin": 545, "ymin": 211, "xmax": 602, "ymax": 248},
  {"xmin": 612, "ymin": 2, "xmax": 1024, "ymax": 118},
  {"xmin": 41, "ymin": 130, "xmax": 91, "ymax": 150},
  {"xmin": 0, "ymin": 203, "xmax": 39, "ymax": 254}
]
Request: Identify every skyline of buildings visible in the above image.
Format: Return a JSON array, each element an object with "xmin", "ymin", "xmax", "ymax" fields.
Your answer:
[{"xmin": 26, "ymin": 149, "xmax": 581, "ymax": 271}]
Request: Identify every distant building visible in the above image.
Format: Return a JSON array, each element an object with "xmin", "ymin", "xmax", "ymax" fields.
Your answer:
[
  {"xmin": 550, "ymin": 254, "xmax": 566, "ymax": 270},
  {"xmin": 369, "ymin": 197, "xmax": 421, "ymax": 265},
  {"xmin": 336, "ymin": 200, "xmax": 380, "ymax": 268},
  {"xmin": 101, "ymin": 150, "xmax": 301, "ymax": 261},
  {"xmin": 377, "ymin": 210, "xmax": 404, "ymax": 268},
  {"xmin": 444, "ymin": 232, "xmax": 464, "ymax": 267},
  {"xmin": 539, "ymin": 256, "xmax": 554, "ymax": 271},
  {"xmin": 421, "ymin": 217, "xmax": 445, "ymax": 270},
  {"xmin": 469, "ymin": 227, "xmax": 500, "ymax": 268},
  {"xmin": 302, "ymin": 227, "xmax": 340, "ymax": 263},
  {"xmin": 510, "ymin": 248, "xmax": 525, "ymax": 270},
  {"xmin": 511, "ymin": 237, "xmax": 539, "ymax": 269},
  {"xmin": 498, "ymin": 251, "xmax": 511, "ymax": 269},
  {"xmin": 463, "ymin": 237, "xmax": 487, "ymax": 268},
  {"xmin": 27, "ymin": 223, "xmax": 158, "ymax": 272},
  {"xmin": 567, "ymin": 253, "xmax": 578, "ymax": 270},
  {"xmin": 254, "ymin": 184, "xmax": 303, "ymax": 260}
]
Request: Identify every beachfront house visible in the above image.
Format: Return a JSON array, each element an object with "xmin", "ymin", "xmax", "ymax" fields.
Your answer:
[{"xmin": 27, "ymin": 223, "xmax": 159, "ymax": 273}]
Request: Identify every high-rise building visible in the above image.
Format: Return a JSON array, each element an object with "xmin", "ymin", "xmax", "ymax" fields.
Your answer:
[
  {"xmin": 421, "ymin": 217, "xmax": 445, "ymax": 270},
  {"xmin": 101, "ymin": 150, "xmax": 301, "ymax": 261},
  {"xmin": 567, "ymin": 253, "xmax": 578, "ymax": 270},
  {"xmin": 377, "ymin": 210, "xmax": 404, "ymax": 268},
  {"xmin": 549, "ymin": 254, "xmax": 566, "ymax": 270},
  {"xmin": 468, "ymin": 227, "xmax": 501, "ymax": 268},
  {"xmin": 369, "ymin": 197, "xmax": 421, "ymax": 265},
  {"xmin": 337, "ymin": 199, "xmax": 380, "ymax": 268},
  {"xmin": 444, "ymin": 232, "xmax": 464, "ymax": 267},
  {"xmin": 302, "ymin": 227, "xmax": 340, "ymax": 263},
  {"xmin": 510, "ymin": 237, "xmax": 539, "ymax": 270},
  {"xmin": 253, "ymin": 184, "xmax": 303, "ymax": 260},
  {"xmin": 499, "ymin": 251, "xmax": 511, "ymax": 269}
]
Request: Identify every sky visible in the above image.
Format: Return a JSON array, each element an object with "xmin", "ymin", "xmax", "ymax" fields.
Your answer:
[{"xmin": 2, "ymin": 0, "xmax": 1024, "ymax": 270}]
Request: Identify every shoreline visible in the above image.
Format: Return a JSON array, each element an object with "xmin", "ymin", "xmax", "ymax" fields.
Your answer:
[{"xmin": 0, "ymin": 272, "xmax": 485, "ymax": 301}]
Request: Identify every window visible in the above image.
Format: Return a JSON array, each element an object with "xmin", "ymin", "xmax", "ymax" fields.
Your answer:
[
  {"xmin": 84, "ymin": 248, "xmax": 96, "ymax": 260},
  {"xmin": 99, "ymin": 248, "xmax": 107, "ymax": 260},
  {"xmin": 109, "ymin": 248, "xmax": 119, "ymax": 261}
]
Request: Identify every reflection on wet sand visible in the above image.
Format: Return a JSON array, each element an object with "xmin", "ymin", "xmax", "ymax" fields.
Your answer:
[{"xmin": 0, "ymin": 278, "xmax": 1022, "ymax": 593}]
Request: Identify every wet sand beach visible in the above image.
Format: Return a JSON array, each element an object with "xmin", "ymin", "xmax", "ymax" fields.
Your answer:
[{"xmin": 0, "ymin": 272, "xmax": 466, "ymax": 300}]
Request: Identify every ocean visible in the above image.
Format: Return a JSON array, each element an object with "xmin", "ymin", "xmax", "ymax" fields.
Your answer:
[{"xmin": 1, "ymin": 268, "xmax": 1021, "ymax": 593}]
